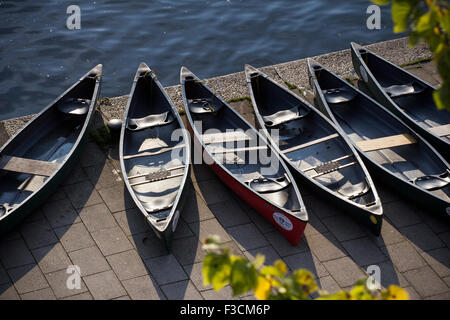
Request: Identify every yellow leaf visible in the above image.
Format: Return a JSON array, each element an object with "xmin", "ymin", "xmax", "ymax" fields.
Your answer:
[
  {"xmin": 273, "ymin": 260, "xmax": 288, "ymax": 275},
  {"xmin": 254, "ymin": 276, "xmax": 271, "ymax": 300},
  {"xmin": 253, "ymin": 254, "xmax": 265, "ymax": 268},
  {"xmin": 383, "ymin": 285, "xmax": 410, "ymax": 300}
]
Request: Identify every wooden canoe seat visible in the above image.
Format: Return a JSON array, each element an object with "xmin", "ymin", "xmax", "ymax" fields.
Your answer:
[
  {"xmin": 202, "ymin": 131, "xmax": 252, "ymax": 144},
  {"xmin": 428, "ymin": 124, "xmax": 450, "ymax": 137},
  {"xmin": 355, "ymin": 133, "xmax": 417, "ymax": 152},
  {"xmin": 0, "ymin": 155, "xmax": 59, "ymax": 177},
  {"xmin": 123, "ymin": 144, "xmax": 185, "ymax": 160},
  {"xmin": 282, "ymin": 133, "xmax": 340, "ymax": 154},
  {"xmin": 208, "ymin": 145, "xmax": 268, "ymax": 154}
]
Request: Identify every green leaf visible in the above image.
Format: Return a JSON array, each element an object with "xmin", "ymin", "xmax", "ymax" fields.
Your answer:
[
  {"xmin": 371, "ymin": 0, "xmax": 391, "ymax": 5},
  {"xmin": 439, "ymin": 7, "xmax": 450, "ymax": 34},
  {"xmin": 291, "ymin": 269, "xmax": 318, "ymax": 293},
  {"xmin": 437, "ymin": 48, "xmax": 450, "ymax": 81},
  {"xmin": 316, "ymin": 291, "xmax": 350, "ymax": 300},
  {"xmin": 408, "ymin": 30, "xmax": 420, "ymax": 46},
  {"xmin": 229, "ymin": 258, "xmax": 258, "ymax": 296},
  {"xmin": 253, "ymin": 254, "xmax": 265, "ymax": 269},
  {"xmin": 434, "ymin": 85, "xmax": 450, "ymax": 111},
  {"xmin": 260, "ymin": 260, "xmax": 288, "ymax": 277},
  {"xmin": 416, "ymin": 11, "xmax": 433, "ymax": 33},
  {"xmin": 392, "ymin": 0, "xmax": 414, "ymax": 32},
  {"xmin": 349, "ymin": 285, "xmax": 375, "ymax": 300},
  {"xmin": 202, "ymin": 253, "xmax": 232, "ymax": 291},
  {"xmin": 260, "ymin": 266, "xmax": 284, "ymax": 277}
]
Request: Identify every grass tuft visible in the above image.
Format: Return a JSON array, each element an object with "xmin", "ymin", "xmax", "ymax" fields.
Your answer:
[
  {"xmin": 97, "ymin": 97, "xmax": 112, "ymax": 106},
  {"xmin": 90, "ymin": 125, "xmax": 111, "ymax": 151},
  {"xmin": 284, "ymin": 81, "xmax": 298, "ymax": 90},
  {"xmin": 227, "ymin": 96, "xmax": 251, "ymax": 103},
  {"xmin": 400, "ymin": 57, "xmax": 432, "ymax": 67}
]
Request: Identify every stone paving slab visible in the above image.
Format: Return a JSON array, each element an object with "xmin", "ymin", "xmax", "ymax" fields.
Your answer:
[{"xmin": 0, "ymin": 37, "xmax": 449, "ymax": 300}]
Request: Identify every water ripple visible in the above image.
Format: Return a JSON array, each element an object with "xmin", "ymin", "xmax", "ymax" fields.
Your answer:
[{"xmin": 1, "ymin": 0, "xmax": 397, "ymax": 119}]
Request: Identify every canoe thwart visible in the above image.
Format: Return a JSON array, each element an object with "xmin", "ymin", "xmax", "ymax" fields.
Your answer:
[
  {"xmin": 202, "ymin": 131, "xmax": 252, "ymax": 144},
  {"xmin": 0, "ymin": 155, "xmax": 59, "ymax": 177},
  {"xmin": 355, "ymin": 133, "xmax": 417, "ymax": 152},
  {"xmin": 208, "ymin": 145, "xmax": 268, "ymax": 154},
  {"xmin": 123, "ymin": 144, "xmax": 185, "ymax": 160},
  {"xmin": 282, "ymin": 133, "xmax": 340, "ymax": 154},
  {"xmin": 428, "ymin": 124, "xmax": 450, "ymax": 137}
]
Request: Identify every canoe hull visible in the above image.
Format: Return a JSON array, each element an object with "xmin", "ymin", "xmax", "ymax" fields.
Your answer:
[
  {"xmin": 288, "ymin": 165, "xmax": 382, "ymax": 235},
  {"xmin": 351, "ymin": 45, "xmax": 450, "ymax": 160},
  {"xmin": 189, "ymin": 122, "xmax": 307, "ymax": 245},
  {"xmin": 311, "ymin": 66, "xmax": 450, "ymax": 222},
  {"xmin": 120, "ymin": 63, "xmax": 191, "ymax": 250},
  {"xmin": 0, "ymin": 66, "xmax": 101, "ymax": 236},
  {"xmin": 245, "ymin": 65, "xmax": 383, "ymax": 235},
  {"xmin": 146, "ymin": 163, "xmax": 191, "ymax": 249},
  {"xmin": 0, "ymin": 132, "xmax": 88, "ymax": 235}
]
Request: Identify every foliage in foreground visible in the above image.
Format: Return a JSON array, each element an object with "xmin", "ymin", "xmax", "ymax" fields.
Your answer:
[
  {"xmin": 202, "ymin": 236, "xmax": 409, "ymax": 300},
  {"xmin": 372, "ymin": 0, "xmax": 450, "ymax": 111}
]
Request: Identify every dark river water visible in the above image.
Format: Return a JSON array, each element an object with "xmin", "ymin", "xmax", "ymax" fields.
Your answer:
[{"xmin": 0, "ymin": 0, "xmax": 398, "ymax": 120}]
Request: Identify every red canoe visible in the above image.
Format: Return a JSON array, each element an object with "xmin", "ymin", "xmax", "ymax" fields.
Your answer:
[{"xmin": 180, "ymin": 66, "xmax": 308, "ymax": 245}]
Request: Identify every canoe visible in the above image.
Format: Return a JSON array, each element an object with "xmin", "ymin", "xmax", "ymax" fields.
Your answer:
[
  {"xmin": 0, "ymin": 64, "xmax": 102, "ymax": 234},
  {"xmin": 307, "ymin": 58, "xmax": 450, "ymax": 221},
  {"xmin": 180, "ymin": 66, "xmax": 308, "ymax": 245},
  {"xmin": 351, "ymin": 42, "xmax": 450, "ymax": 160},
  {"xmin": 245, "ymin": 65, "xmax": 383, "ymax": 234},
  {"xmin": 120, "ymin": 63, "xmax": 190, "ymax": 248}
]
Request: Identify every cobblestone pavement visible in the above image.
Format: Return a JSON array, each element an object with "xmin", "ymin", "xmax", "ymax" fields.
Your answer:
[{"xmin": 0, "ymin": 60, "xmax": 449, "ymax": 300}]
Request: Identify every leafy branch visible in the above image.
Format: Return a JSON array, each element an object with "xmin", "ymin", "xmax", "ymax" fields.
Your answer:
[
  {"xmin": 372, "ymin": 0, "xmax": 450, "ymax": 110},
  {"xmin": 202, "ymin": 236, "xmax": 409, "ymax": 300}
]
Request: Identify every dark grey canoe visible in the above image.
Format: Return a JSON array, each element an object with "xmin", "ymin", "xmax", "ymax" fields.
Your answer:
[
  {"xmin": 120, "ymin": 63, "xmax": 190, "ymax": 249},
  {"xmin": 180, "ymin": 66, "xmax": 307, "ymax": 245},
  {"xmin": 0, "ymin": 64, "xmax": 102, "ymax": 235},
  {"xmin": 307, "ymin": 58, "xmax": 450, "ymax": 221},
  {"xmin": 351, "ymin": 42, "xmax": 450, "ymax": 160},
  {"xmin": 245, "ymin": 65, "xmax": 383, "ymax": 234}
]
